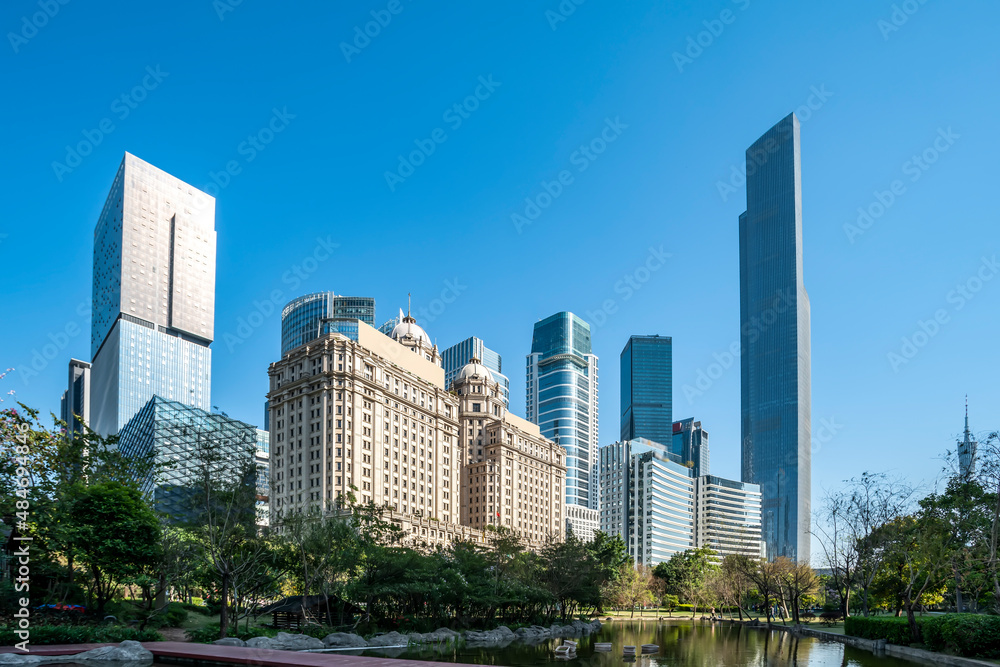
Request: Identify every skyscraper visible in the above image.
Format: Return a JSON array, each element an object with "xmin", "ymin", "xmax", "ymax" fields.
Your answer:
[
  {"xmin": 90, "ymin": 153, "xmax": 216, "ymax": 435},
  {"xmin": 739, "ymin": 114, "xmax": 811, "ymax": 562},
  {"xmin": 60, "ymin": 359, "xmax": 91, "ymax": 434},
  {"xmin": 672, "ymin": 418, "xmax": 709, "ymax": 477},
  {"xmin": 620, "ymin": 335, "xmax": 672, "ymax": 445},
  {"xmin": 957, "ymin": 398, "xmax": 977, "ymax": 479},
  {"xmin": 279, "ymin": 292, "xmax": 376, "ymax": 355},
  {"xmin": 526, "ymin": 312, "xmax": 599, "ymax": 539},
  {"xmin": 442, "ymin": 336, "xmax": 510, "ymax": 406}
]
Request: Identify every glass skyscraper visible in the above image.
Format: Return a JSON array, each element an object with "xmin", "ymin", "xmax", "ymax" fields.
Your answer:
[
  {"xmin": 442, "ymin": 336, "xmax": 509, "ymax": 406},
  {"xmin": 620, "ymin": 335, "xmax": 672, "ymax": 446},
  {"xmin": 280, "ymin": 292, "xmax": 376, "ymax": 355},
  {"xmin": 60, "ymin": 359, "xmax": 91, "ymax": 434},
  {"xmin": 526, "ymin": 312, "xmax": 599, "ymax": 538},
  {"xmin": 739, "ymin": 113, "xmax": 811, "ymax": 562},
  {"xmin": 118, "ymin": 395, "xmax": 258, "ymax": 520},
  {"xmin": 90, "ymin": 153, "xmax": 216, "ymax": 435},
  {"xmin": 672, "ymin": 418, "xmax": 710, "ymax": 477}
]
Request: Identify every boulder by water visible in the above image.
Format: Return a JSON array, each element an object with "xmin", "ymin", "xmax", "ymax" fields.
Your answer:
[{"xmin": 322, "ymin": 632, "xmax": 368, "ymax": 648}]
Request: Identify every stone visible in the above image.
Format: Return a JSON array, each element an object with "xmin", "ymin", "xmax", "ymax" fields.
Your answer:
[
  {"xmin": 420, "ymin": 628, "xmax": 460, "ymax": 642},
  {"xmin": 245, "ymin": 636, "xmax": 276, "ymax": 649},
  {"xmin": 0, "ymin": 655, "xmax": 44, "ymax": 665},
  {"xmin": 213, "ymin": 638, "xmax": 246, "ymax": 647},
  {"xmin": 366, "ymin": 631, "xmax": 409, "ymax": 647},
  {"xmin": 73, "ymin": 640, "xmax": 153, "ymax": 661},
  {"xmin": 269, "ymin": 632, "xmax": 325, "ymax": 650},
  {"xmin": 323, "ymin": 632, "xmax": 368, "ymax": 648}
]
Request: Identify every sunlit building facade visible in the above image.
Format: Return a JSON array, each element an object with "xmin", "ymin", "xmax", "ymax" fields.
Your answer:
[
  {"xmin": 620, "ymin": 335, "xmax": 672, "ymax": 445},
  {"xmin": 280, "ymin": 292, "xmax": 376, "ymax": 355},
  {"xmin": 442, "ymin": 336, "xmax": 509, "ymax": 407}
]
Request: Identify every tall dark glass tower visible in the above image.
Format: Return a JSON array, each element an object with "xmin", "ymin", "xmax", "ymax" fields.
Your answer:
[
  {"xmin": 739, "ymin": 113, "xmax": 811, "ymax": 562},
  {"xmin": 620, "ymin": 335, "xmax": 672, "ymax": 446}
]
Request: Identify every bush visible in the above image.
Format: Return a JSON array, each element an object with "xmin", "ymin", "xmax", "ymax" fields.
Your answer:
[
  {"xmin": 922, "ymin": 614, "xmax": 1000, "ymax": 658},
  {"xmin": 845, "ymin": 616, "xmax": 922, "ymax": 645},
  {"xmin": 186, "ymin": 623, "xmax": 278, "ymax": 643},
  {"xmin": 0, "ymin": 625, "xmax": 162, "ymax": 645},
  {"xmin": 181, "ymin": 602, "xmax": 212, "ymax": 615}
]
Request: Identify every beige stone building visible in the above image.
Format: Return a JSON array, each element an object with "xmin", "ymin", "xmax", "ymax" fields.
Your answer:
[
  {"xmin": 267, "ymin": 313, "xmax": 565, "ymax": 549},
  {"xmin": 453, "ymin": 359, "xmax": 566, "ymax": 545}
]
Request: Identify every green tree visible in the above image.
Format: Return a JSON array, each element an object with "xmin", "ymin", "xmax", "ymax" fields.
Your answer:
[
  {"xmin": 652, "ymin": 546, "xmax": 718, "ymax": 617},
  {"xmin": 67, "ymin": 481, "xmax": 161, "ymax": 614}
]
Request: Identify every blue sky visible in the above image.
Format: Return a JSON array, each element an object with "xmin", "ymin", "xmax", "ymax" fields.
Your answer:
[{"xmin": 3, "ymin": 1, "xmax": 998, "ymax": 528}]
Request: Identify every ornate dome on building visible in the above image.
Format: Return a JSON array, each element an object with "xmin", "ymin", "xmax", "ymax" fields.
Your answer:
[{"xmin": 457, "ymin": 357, "xmax": 495, "ymax": 383}]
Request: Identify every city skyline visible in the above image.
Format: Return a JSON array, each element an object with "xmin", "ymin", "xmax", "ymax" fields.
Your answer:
[{"xmin": 4, "ymin": 2, "xmax": 998, "ymax": 563}]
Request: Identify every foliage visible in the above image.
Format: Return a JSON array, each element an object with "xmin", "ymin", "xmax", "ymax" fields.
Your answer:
[
  {"xmin": 921, "ymin": 613, "xmax": 1000, "ymax": 658},
  {"xmin": 186, "ymin": 623, "xmax": 278, "ymax": 643},
  {"xmin": 845, "ymin": 615, "xmax": 923, "ymax": 644},
  {"xmin": 0, "ymin": 625, "xmax": 162, "ymax": 645}
]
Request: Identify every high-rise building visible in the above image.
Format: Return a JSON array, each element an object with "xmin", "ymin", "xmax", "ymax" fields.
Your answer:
[
  {"xmin": 739, "ymin": 113, "xmax": 811, "ymax": 562},
  {"xmin": 60, "ymin": 359, "xmax": 91, "ymax": 434},
  {"xmin": 599, "ymin": 439, "xmax": 762, "ymax": 565},
  {"xmin": 620, "ymin": 335, "xmax": 672, "ymax": 445},
  {"xmin": 453, "ymin": 358, "xmax": 565, "ymax": 543},
  {"xmin": 526, "ymin": 312, "xmax": 599, "ymax": 539},
  {"xmin": 672, "ymin": 418, "xmax": 709, "ymax": 477},
  {"xmin": 90, "ymin": 153, "xmax": 215, "ymax": 435},
  {"xmin": 256, "ymin": 428, "xmax": 271, "ymax": 526},
  {"xmin": 442, "ymin": 337, "xmax": 510, "ymax": 407},
  {"xmin": 280, "ymin": 292, "xmax": 376, "ymax": 355},
  {"xmin": 957, "ymin": 398, "xmax": 978, "ymax": 479},
  {"xmin": 118, "ymin": 395, "xmax": 257, "ymax": 520}
]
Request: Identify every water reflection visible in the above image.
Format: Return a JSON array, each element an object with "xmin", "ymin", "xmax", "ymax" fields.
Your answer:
[{"xmin": 357, "ymin": 620, "xmax": 927, "ymax": 667}]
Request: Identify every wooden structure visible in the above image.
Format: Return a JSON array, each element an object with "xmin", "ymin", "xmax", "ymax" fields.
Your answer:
[{"xmin": 257, "ymin": 594, "xmax": 363, "ymax": 629}]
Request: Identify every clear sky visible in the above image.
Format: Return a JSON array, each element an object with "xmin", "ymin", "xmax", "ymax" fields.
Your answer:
[{"xmin": 3, "ymin": 1, "xmax": 998, "ymax": 543}]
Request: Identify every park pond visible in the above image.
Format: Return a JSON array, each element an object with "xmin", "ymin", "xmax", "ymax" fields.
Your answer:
[{"xmin": 333, "ymin": 619, "xmax": 932, "ymax": 667}]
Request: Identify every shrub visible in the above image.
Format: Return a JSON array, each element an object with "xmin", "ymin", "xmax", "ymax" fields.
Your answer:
[
  {"xmin": 845, "ymin": 616, "xmax": 921, "ymax": 645},
  {"xmin": 186, "ymin": 623, "xmax": 278, "ymax": 643},
  {"xmin": 0, "ymin": 625, "xmax": 162, "ymax": 645},
  {"xmin": 922, "ymin": 614, "xmax": 1000, "ymax": 658}
]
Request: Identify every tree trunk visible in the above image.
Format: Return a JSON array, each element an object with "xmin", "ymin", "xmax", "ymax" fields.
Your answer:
[{"xmin": 220, "ymin": 572, "xmax": 231, "ymax": 639}]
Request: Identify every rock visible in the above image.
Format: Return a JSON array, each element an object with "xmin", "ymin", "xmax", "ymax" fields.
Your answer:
[
  {"xmin": 323, "ymin": 632, "xmax": 368, "ymax": 648},
  {"xmin": 245, "ymin": 636, "xmax": 276, "ymax": 649},
  {"xmin": 73, "ymin": 640, "xmax": 154, "ymax": 662},
  {"xmin": 366, "ymin": 631, "xmax": 409, "ymax": 647},
  {"xmin": 269, "ymin": 632, "xmax": 325, "ymax": 650},
  {"xmin": 213, "ymin": 638, "xmax": 246, "ymax": 647},
  {"xmin": 0, "ymin": 655, "xmax": 44, "ymax": 665},
  {"xmin": 420, "ymin": 628, "xmax": 460, "ymax": 642}
]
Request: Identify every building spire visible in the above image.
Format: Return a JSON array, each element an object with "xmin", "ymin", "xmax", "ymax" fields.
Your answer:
[
  {"xmin": 965, "ymin": 395, "xmax": 970, "ymax": 436},
  {"xmin": 407, "ymin": 292, "xmax": 411, "ymax": 318}
]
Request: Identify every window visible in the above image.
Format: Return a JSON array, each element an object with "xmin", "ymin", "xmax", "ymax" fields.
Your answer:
[{"xmin": 472, "ymin": 403, "xmax": 481, "ymax": 412}]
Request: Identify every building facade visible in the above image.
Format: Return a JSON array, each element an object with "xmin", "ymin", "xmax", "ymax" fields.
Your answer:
[
  {"xmin": 672, "ymin": 418, "xmax": 710, "ymax": 477},
  {"xmin": 60, "ymin": 359, "xmax": 91, "ymax": 434},
  {"xmin": 442, "ymin": 337, "xmax": 510, "ymax": 407},
  {"xmin": 454, "ymin": 359, "xmax": 565, "ymax": 544},
  {"xmin": 957, "ymin": 400, "xmax": 978, "ymax": 479},
  {"xmin": 620, "ymin": 335, "xmax": 672, "ymax": 445},
  {"xmin": 117, "ymin": 395, "xmax": 258, "ymax": 520},
  {"xmin": 694, "ymin": 476, "xmax": 763, "ymax": 560},
  {"xmin": 526, "ymin": 312, "xmax": 599, "ymax": 539},
  {"xmin": 90, "ymin": 153, "xmax": 215, "ymax": 435},
  {"xmin": 256, "ymin": 428, "xmax": 271, "ymax": 526},
  {"xmin": 739, "ymin": 114, "xmax": 811, "ymax": 562},
  {"xmin": 280, "ymin": 292, "xmax": 376, "ymax": 355},
  {"xmin": 600, "ymin": 439, "xmax": 762, "ymax": 566}
]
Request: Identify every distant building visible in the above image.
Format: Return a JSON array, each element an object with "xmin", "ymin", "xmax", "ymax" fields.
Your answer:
[
  {"xmin": 526, "ymin": 312, "xmax": 600, "ymax": 540},
  {"xmin": 957, "ymin": 398, "xmax": 978, "ymax": 479},
  {"xmin": 280, "ymin": 292, "xmax": 375, "ymax": 355},
  {"xmin": 118, "ymin": 395, "xmax": 258, "ymax": 521},
  {"xmin": 599, "ymin": 438, "xmax": 762, "ymax": 565},
  {"xmin": 90, "ymin": 153, "xmax": 215, "ymax": 435},
  {"xmin": 620, "ymin": 335, "xmax": 672, "ymax": 445},
  {"xmin": 60, "ymin": 359, "xmax": 91, "ymax": 434},
  {"xmin": 442, "ymin": 337, "xmax": 509, "ymax": 407},
  {"xmin": 739, "ymin": 114, "xmax": 811, "ymax": 562},
  {"xmin": 672, "ymin": 418, "xmax": 710, "ymax": 477},
  {"xmin": 256, "ymin": 428, "xmax": 271, "ymax": 526}
]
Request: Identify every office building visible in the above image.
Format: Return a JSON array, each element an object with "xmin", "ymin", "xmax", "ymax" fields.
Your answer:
[
  {"xmin": 739, "ymin": 114, "xmax": 811, "ymax": 561},
  {"xmin": 280, "ymin": 292, "xmax": 376, "ymax": 355},
  {"xmin": 694, "ymin": 476, "xmax": 763, "ymax": 560},
  {"xmin": 454, "ymin": 358, "xmax": 565, "ymax": 543},
  {"xmin": 442, "ymin": 337, "xmax": 510, "ymax": 407},
  {"xmin": 256, "ymin": 428, "xmax": 271, "ymax": 526},
  {"xmin": 60, "ymin": 359, "xmax": 91, "ymax": 434},
  {"xmin": 267, "ymin": 304, "xmax": 564, "ymax": 548},
  {"xmin": 672, "ymin": 418, "xmax": 709, "ymax": 477},
  {"xmin": 620, "ymin": 335, "xmax": 672, "ymax": 445},
  {"xmin": 526, "ymin": 312, "xmax": 600, "ymax": 539},
  {"xmin": 599, "ymin": 439, "xmax": 762, "ymax": 565},
  {"xmin": 957, "ymin": 399, "xmax": 977, "ymax": 479},
  {"xmin": 90, "ymin": 153, "xmax": 215, "ymax": 435},
  {"xmin": 117, "ymin": 395, "xmax": 258, "ymax": 520}
]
